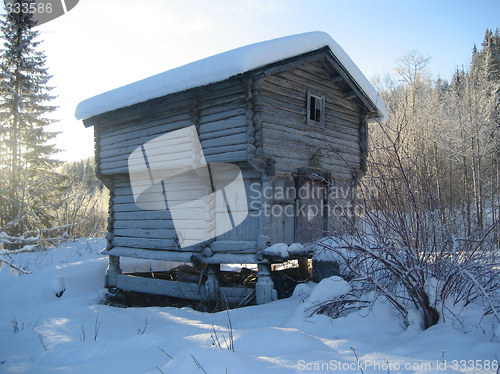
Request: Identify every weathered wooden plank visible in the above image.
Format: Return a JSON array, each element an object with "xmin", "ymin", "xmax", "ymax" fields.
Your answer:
[
  {"xmin": 100, "ymin": 120, "xmax": 192, "ymax": 151},
  {"xmin": 261, "ymin": 116, "xmax": 360, "ymax": 146},
  {"xmin": 112, "ymin": 188, "xmax": 212, "ymax": 205},
  {"xmin": 270, "ymin": 70, "xmax": 362, "ymax": 116},
  {"xmin": 102, "ymin": 148, "xmax": 194, "ymax": 169},
  {"xmin": 100, "ymin": 149, "xmax": 250, "ymax": 175},
  {"xmin": 87, "ymin": 89, "xmax": 194, "ymax": 128},
  {"xmin": 115, "ymin": 274, "xmax": 254, "ymax": 303},
  {"xmin": 113, "ymin": 228, "xmax": 177, "ymax": 239},
  {"xmin": 260, "ymin": 82, "xmax": 361, "ymax": 129},
  {"xmin": 113, "ymin": 220, "xmax": 176, "ymax": 230},
  {"xmin": 198, "ymin": 116, "xmax": 247, "ymax": 137},
  {"xmin": 268, "ymin": 175, "xmax": 296, "ymax": 245},
  {"xmin": 262, "ymin": 137, "xmax": 360, "ymax": 166},
  {"xmin": 112, "ymin": 237, "xmax": 178, "ymax": 250},
  {"xmin": 210, "ymin": 240, "xmax": 257, "ymax": 253},
  {"xmin": 307, "ymin": 60, "xmax": 338, "ymax": 80},
  {"xmin": 99, "ymin": 114, "xmax": 248, "ymax": 162},
  {"xmin": 199, "ymin": 93, "xmax": 247, "ymax": 112},
  {"xmin": 111, "ymin": 161, "xmax": 256, "ymax": 188},
  {"xmin": 114, "ymin": 211, "xmax": 172, "ymax": 220},
  {"xmin": 202, "ymin": 143, "xmax": 249, "ymax": 156},
  {"xmin": 269, "ymin": 205, "xmax": 295, "ymax": 245},
  {"xmin": 117, "ymin": 274, "xmax": 202, "ymax": 299},
  {"xmin": 259, "ymin": 118, "xmax": 358, "ymax": 150},
  {"xmin": 263, "ymin": 146, "xmax": 357, "ymax": 176},
  {"xmin": 112, "ymin": 194, "xmax": 159, "ymax": 205},
  {"xmin": 113, "ymin": 187, "xmax": 136, "ymax": 197},
  {"xmin": 113, "ymin": 181, "xmax": 227, "ymax": 198},
  {"xmin": 99, "ymin": 113, "xmax": 191, "ymax": 144},
  {"xmin": 216, "ymin": 210, "xmax": 260, "ymax": 242},
  {"xmin": 262, "ymin": 72, "xmax": 347, "ymax": 107},
  {"xmin": 261, "ymin": 124, "xmax": 360, "ymax": 156},
  {"xmin": 264, "ymin": 133, "xmax": 360, "ymax": 163},
  {"xmin": 113, "ymin": 203, "xmax": 212, "ymax": 219},
  {"xmin": 199, "ymin": 107, "xmax": 249, "ymax": 124},
  {"xmin": 324, "ymin": 54, "xmax": 377, "ymax": 115},
  {"xmin": 271, "ymin": 160, "xmax": 353, "ymax": 179},
  {"xmin": 108, "ymin": 247, "xmax": 197, "ymax": 261},
  {"xmin": 204, "ymin": 151, "xmax": 248, "ymax": 164},
  {"xmin": 278, "ymin": 68, "xmax": 361, "ymax": 112},
  {"xmin": 100, "ymin": 167, "xmax": 133, "ymax": 175},
  {"xmin": 266, "ymin": 146, "xmax": 359, "ymax": 171},
  {"xmin": 258, "ymin": 91, "xmax": 359, "ymax": 129},
  {"xmin": 200, "ymin": 133, "xmax": 248, "ymax": 148},
  {"xmin": 197, "ymin": 80, "xmax": 247, "ymax": 108},
  {"xmin": 107, "ymin": 246, "xmax": 263, "ymax": 264},
  {"xmin": 112, "ymin": 174, "xmax": 131, "ymax": 184},
  {"xmin": 101, "ymin": 144, "xmax": 247, "ymax": 173},
  {"xmin": 268, "ymin": 150, "xmax": 355, "ymax": 178},
  {"xmin": 100, "ymin": 103, "xmax": 245, "ymax": 143},
  {"xmin": 277, "ymin": 68, "xmax": 350, "ymax": 104},
  {"xmin": 256, "ymin": 91, "xmax": 305, "ymax": 118},
  {"xmin": 100, "ymin": 130, "xmax": 195, "ymax": 160}
]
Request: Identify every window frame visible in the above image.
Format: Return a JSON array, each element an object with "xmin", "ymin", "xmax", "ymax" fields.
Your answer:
[{"xmin": 306, "ymin": 88, "xmax": 326, "ymax": 127}]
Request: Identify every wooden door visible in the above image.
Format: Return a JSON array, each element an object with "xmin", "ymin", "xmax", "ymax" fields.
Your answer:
[{"xmin": 297, "ymin": 178, "xmax": 327, "ymax": 243}]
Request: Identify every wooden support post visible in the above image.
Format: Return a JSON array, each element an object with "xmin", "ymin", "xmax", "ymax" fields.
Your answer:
[
  {"xmin": 256, "ymin": 263, "xmax": 276, "ymax": 304},
  {"xmin": 298, "ymin": 258, "xmax": 310, "ymax": 279},
  {"xmin": 106, "ymin": 255, "xmax": 121, "ymax": 288},
  {"xmin": 205, "ymin": 264, "xmax": 220, "ymax": 301},
  {"xmin": 257, "ymin": 174, "xmax": 272, "ymax": 259}
]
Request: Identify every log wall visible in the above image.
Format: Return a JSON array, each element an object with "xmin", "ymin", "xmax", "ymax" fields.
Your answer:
[
  {"xmin": 257, "ymin": 59, "xmax": 363, "ymax": 179},
  {"xmin": 90, "ymin": 52, "xmax": 367, "ymax": 258},
  {"xmin": 95, "ymin": 79, "xmax": 250, "ymax": 175}
]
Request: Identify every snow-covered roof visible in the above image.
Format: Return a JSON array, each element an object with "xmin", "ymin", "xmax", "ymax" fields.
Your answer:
[{"xmin": 75, "ymin": 32, "xmax": 387, "ymax": 121}]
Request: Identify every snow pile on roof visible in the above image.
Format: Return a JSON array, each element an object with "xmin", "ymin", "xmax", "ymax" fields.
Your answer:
[{"xmin": 75, "ymin": 31, "xmax": 387, "ymax": 121}]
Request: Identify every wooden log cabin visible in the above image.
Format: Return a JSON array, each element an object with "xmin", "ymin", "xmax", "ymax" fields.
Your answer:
[{"xmin": 75, "ymin": 32, "xmax": 387, "ymax": 305}]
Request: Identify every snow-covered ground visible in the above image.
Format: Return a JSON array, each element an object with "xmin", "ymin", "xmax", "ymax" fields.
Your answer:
[{"xmin": 0, "ymin": 239, "xmax": 498, "ymax": 373}]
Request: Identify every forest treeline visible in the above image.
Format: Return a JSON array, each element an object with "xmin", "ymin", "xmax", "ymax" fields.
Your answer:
[{"xmin": 372, "ymin": 28, "xmax": 499, "ymax": 245}]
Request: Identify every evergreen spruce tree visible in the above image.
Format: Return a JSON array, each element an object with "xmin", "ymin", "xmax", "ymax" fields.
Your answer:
[{"xmin": 0, "ymin": 0, "xmax": 61, "ymax": 236}]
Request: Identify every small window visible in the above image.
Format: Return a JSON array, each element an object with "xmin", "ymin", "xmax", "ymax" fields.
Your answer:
[{"xmin": 306, "ymin": 89, "xmax": 325, "ymax": 126}]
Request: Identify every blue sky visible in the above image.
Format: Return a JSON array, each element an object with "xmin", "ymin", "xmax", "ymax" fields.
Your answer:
[{"xmin": 26, "ymin": 0, "xmax": 500, "ymax": 160}]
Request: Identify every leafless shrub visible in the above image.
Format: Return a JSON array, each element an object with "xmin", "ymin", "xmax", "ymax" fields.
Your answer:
[
  {"xmin": 317, "ymin": 116, "xmax": 499, "ymax": 333},
  {"xmin": 308, "ymin": 295, "xmax": 371, "ymax": 319},
  {"xmin": 159, "ymin": 346, "xmax": 173, "ymax": 360},
  {"xmin": 137, "ymin": 317, "xmax": 148, "ymax": 335},
  {"xmin": 190, "ymin": 354, "xmax": 208, "ymax": 374},
  {"xmin": 210, "ymin": 301, "xmax": 235, "ymax": 352},
  {"xmin": 94, "ymin": 310, "xmax": 101, "ymax": 341},
  {"xmin": 80, "ymin": 323, "xmax": 86, "ymax": 342},
  {"xmin": 37, "ymin": 332, "xmax": 48, "ymax": 352}
]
